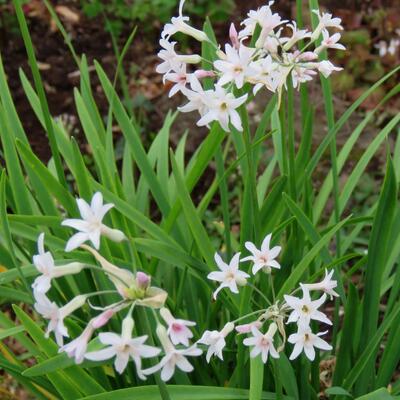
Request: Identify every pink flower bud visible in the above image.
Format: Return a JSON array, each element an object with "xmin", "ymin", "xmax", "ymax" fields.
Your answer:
[
  {"xmin": 235, "ymin": 320, "xmax": 262, "ymax": 334},
  {"xmin": 229, "ymin": 23, "xmax": 240, "ymax": 49},
  {"xmin": 298, "ymin": 51, "xmax": 318, "ymax": 61},
  {"xmin": 136, "ymin": 271, "xmax": 150, "ymax": 290},
  {"xmin": 92, "ymin": 309, "xmax": 114, "ymax": 329},
  {"xmin": 194, "ymin": 69, "xmax": 216, "ymax": 79}
]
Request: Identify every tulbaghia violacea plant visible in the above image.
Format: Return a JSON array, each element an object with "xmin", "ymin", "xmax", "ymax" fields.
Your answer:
[
  {"xmin": 156, "ymin": 0, "xmax": 345, "ymax": 132},
  {"xmin": 201, "ymin": 233, "xmax": 338, "ymax": 365},
  {"xmin": 32, "ymin": 192, "xmax": 202, "ymax": 381}
]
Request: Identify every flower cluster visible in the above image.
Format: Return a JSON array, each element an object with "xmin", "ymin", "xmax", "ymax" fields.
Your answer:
[
  {"xmin": 203, "ymin": 233, "xmax": 338, "ymax": 363},
  {"xmin": 375, "ymin": 29, "xmax": 400, "ymax": 57},
  {"xmin": 31, "ymin": 192, "xmax": 202, "ymax": 381},
  {"xmin": 157, "ymin": 0, "xmax": 345, "ymax": 132}
]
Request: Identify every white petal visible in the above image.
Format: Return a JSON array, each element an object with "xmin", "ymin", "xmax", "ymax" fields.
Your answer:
[
  {"xmin": 175, "ymin": 355, "xmax": 193, "ymax": 372},
  {"xmin": 289, "ymin": 342, "xmax": 303, "ymax": 360},
  {"xmin": 65, "ymin": 232, "xmax": 89, "ymax": 252},
  {"xmin": 114, "ymin": 351, "xmax": 130, "ymax": 374},
  {"xmin": 99, "ymin": 332, "xmax": 122, "ymax": 345},
  {"xmin": 85, "ymin": 347, "xmax": 116, "ymax": 361}
]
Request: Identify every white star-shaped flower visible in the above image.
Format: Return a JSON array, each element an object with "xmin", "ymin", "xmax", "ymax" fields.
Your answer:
[
  {"xmin": 197, "ymin": 87, "xmax": 247, "ymax": 132},
  {"xmin": 214, "ymin": 43, "xmax": 256, "ymax": 89},
  {"xmin": 160, "ymin": 308, "xmax": 196, "ymax": 347},
  {"xmin": 288, "ymin": 325, "xmax": 332, "ymax": 361},
  {"xmin": 198, "ymin": 322, "xmax": 234, "ymax": 362},
  {"xmin": 142, "ymin": 325, "xmax": 202, "ymax": 382},
  {"xmin": 317, "ymin": 60, "xmax": 343, "ymax": 78},
  {"xmin": 284, "ymin": 287, "xmax": 331, "ymax": 326},
  {"xmin": 62, "ymin": 192, "xmax": 126, "ymax": 252},
  {"xmin": 207, "ymin": 252, "xmax": 250, "ymax": 299},
  {"xmin": 34, "ymin": 293, "xmax": 86, "ymax": 346},
  {"xmin": 243, "ymin": 323, "xmax": 280, "ymax": 363},
  {"xmin": 85, "ymin": 317, "xmax": 160, "ymax": 378},
  {"xmin": 241, "ymin": 233, "xmax": 281, "ymax": 275},
  {"xmin": 32, "ymin": 233, "xmax": 84, "ymax": 294},
  {"xmin": 301, "ymin": 269, "xmax": 339, "ymax": 300}
]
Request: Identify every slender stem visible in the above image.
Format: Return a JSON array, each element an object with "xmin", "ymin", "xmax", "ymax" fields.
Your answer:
[
  {"xmin": 231, "ymin": 309, "xmax": 268, "ymax": 324},
  {"xmin": 247, "ymin": 282, "xmax": 271, "ymax": 306},
  {"xmin": 269, "ymin": 273, "xmax": 276, "ymax": 303}
]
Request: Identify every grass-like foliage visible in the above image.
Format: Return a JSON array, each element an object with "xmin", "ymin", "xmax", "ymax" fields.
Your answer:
[{"xmin": 0, "ymin": 0, "xmax": 399, "ymax": 399}]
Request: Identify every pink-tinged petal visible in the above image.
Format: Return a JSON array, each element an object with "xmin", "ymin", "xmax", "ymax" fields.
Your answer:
[
  {"xmin": 261, "ymin": 234, "xmax": 272, "ymax": 252},
  {"xmin": 241, "ymin": 255, "xmax": 255, "ymax": 263},
  {"xmin": 175, "ymin": 355, "xmax": 194, "ymax": 372},
  {"xmin": 98, "ymin": 332, "xmax": 121, "ymax": 345},
  {"xmin": 266, "ymin": 260, "xmax": 280, "ymax": 269},
  {"xmin": 252, "ymin": 263, "xmax": 265, "ymax": 275},
  {"xmin": 114, "ymin": 351, "xmax": 130, "ymax": 374},
  {"xmin": 261, "ymin": 349, "xmax": 269, "ymax": 363},
  {"xmin": 85, "ymin": 347, "xmax": 116, "ymax": 361},
  {"xmin": 161, "ymin": 359, "xmax": 175, "ymax": 382},
  {"xmin": 244, "ymin": 241, "xmax": 259, "ymax": 255},
  {"xmin": 250, "ymin": 346, "xmax": 261, "ymax": 359},
  {"xmin": 268, "ymin": 246, "xmax": 281, "ymax": 259}
]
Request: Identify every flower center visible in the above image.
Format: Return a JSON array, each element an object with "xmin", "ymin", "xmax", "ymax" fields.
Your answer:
[
  {"xmin": 220, "ymin": 102, "xmax": 228, "ymax": 111},
  {"xmin": 301, "ymin": 305, "xmax": 310, "ymax": 314},
  {"xmin": 234, "ymin": 66, "xmax": 243, "ymax": 73},
  {"xmin": 260, "ymin": 337, "xmax": 269, "ymax": 347},
  {"xmin": 304, "ymin": 333, "xmax": 310, "ymax": 342},
  {"xmin": 172, "ymin": 322, "xmax": 183, "ymax": 332},
  {"xmin": 225, "ymin": 271, "xmax": 235, "ymax": 281}
]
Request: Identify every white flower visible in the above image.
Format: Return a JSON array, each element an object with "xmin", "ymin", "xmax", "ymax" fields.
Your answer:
[
  {"xmin": 284, "ymin": 287, "xmax": 331, "ymax": 326},
  {"xmin": 179, "ymin": 75, "xmax": 208, "ymax": 116},
  {"xmin": 156, "ymin": 38, "xmax": 202, "ymax": 76},
  {"xmin": 32, "ymin": 233, "xmax": 85, "ymax": 294},
  {"xmin": 311, "ymin": 10, "xmax": 343, "ymax": 41},
  {"xmin": 61, "ymin": 309, "xmax": 116, "ymax": 363},
  {"xmin": 207, "ymin": 252, "xmax": 250, "ymax": 299},
  {"xmin": 282, "ymin": 22, "xmax": 311, "ymax": 51},
  {"xmin": 165, "ymin": 63, "xmax": 190, "ymax": 97},
  {"xmin": 248, "ymin": 56, "xmax": 279, "ymax": 94},
  {"xmin": 235, "ymin": 320, "xmax": 262, "ymax": 334},
  {"xmin": 198, "ymin": 322, "xmax": 234, "ymax": 362},
  {"xmin": 156, "ymin": 39, "xmax": 181, "ymax": 75},
  {"xmin": 317, "ymin": 60, "xmax": 343, "ymax": 78},
  {"xmin": 34, "ymin": 293, "xmax": 86, "ymax": 346},
  {"xmin": 161, "ymin": 0, "xmax": 209, "ymax": 42},
  {"xmin": 62, "ymin": 192, "xmax": 126, "ymax": 252},
  {"xmin": 239, "ymin": 2, "xmax": 285, "ymax": 43},
  {"xmin": 214, "ymin": 43, "xmax": 256, "ymax": 89},
  {"xmin": 241, "ymin": 233, "xmax": 281, "ymax": 275},
  {"xmin": 197, "ymin": 87, "xmax": 247, "ymax": 132},
  {"xmin": 315, "ymin": 29, "xmax": 345, "ymax": 53},
  {"xmin": 288, "ymin": 325, "xmax": 332, "ymax": 361},
  {"xmin": 85, "ymin": 317, "xmax": 160, "ymax": 378},
  {"xmin": 243, "ymin": 323, "xmax": 280, "ymax": 363},
  {"xmin": 142, "ymin": 325, "xmax": 202, "ymax": 382},
  {"xmin": 291, "ymin": 64, "xmax": 317, "ymax": 89},
  {"xmin": 160, "ymin": 308, "xmax": 196, "ymax": 346},
  {"xmin": 301, "ymin": 269, "xmax": 339, "ymax": 300}
]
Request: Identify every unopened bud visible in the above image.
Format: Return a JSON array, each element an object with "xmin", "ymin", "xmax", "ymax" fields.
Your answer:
[
  {"xmin": 92, "ymin": 309, "xmax": 114, "ymax": 329},
  {"xmin": 121, "ymin": 316, "xmax": 134, "ymax": 341},
  {"xmin": 221, "ymin": 322, "xmax": 235, "ymax": 337},
  {"xmin": 229, "ymin": 23, "xmax": 240, "ymax": 49},
  {"xmin": 136, "ymin": 271, "xmax": 151, "ymax": 290},
  {"xmin": 194, "ymin": 69, "xmax": 216, "ymax": 79}
]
